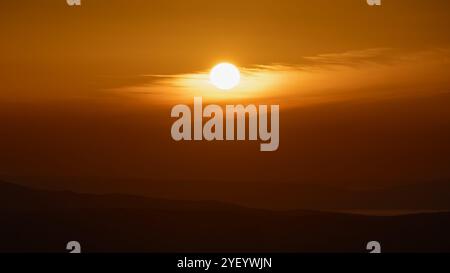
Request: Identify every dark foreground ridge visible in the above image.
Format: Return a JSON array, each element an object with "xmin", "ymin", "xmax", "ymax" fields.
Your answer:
[{"xmin": 1, "ymin": 181, "xmax": 449, "ymax": 253}]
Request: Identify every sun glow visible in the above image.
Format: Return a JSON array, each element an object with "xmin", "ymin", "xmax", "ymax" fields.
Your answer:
[
  {"xmin": 120, "ymin": 64, "xmax": 288, "ymax": 104},
  {"xmin": 209, "ymin": 63, "xmax": 241, "ymax": 90}
]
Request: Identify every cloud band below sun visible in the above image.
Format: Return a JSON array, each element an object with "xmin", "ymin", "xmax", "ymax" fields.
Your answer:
[{"xmin": 113, "ymin": 48, "xmax": 450, "ymax": 108}]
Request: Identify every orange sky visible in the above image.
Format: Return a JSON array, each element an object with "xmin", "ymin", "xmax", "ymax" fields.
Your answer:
[
  {"xmin": 2, "ymin": 0, "xmax": 450, "ymax": 100},
  {"xmin": 1, "ymin": 0, "xmax": 450, "ymax": 194}
]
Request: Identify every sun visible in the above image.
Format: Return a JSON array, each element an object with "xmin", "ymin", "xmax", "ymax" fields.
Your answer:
[{"xmin": 209, "ymin": 62, "xmax": 240, "ymax": 90}]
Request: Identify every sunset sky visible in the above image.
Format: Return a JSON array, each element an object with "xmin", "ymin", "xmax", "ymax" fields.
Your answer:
[{"xmin": 1, "ymin": 0, "xmax": 450, "ymax": 198}]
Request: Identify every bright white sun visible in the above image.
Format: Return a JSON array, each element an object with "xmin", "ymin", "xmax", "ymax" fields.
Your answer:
[{"xmin": 209, "ymin": 62, "xmax": 240, "ymax": 90}]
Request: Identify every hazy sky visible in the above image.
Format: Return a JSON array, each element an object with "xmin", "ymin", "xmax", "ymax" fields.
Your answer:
[
  {"xmin": 2, "ymin": 0, "xmax": 450, "ymax": 99},
  {"xmin": 1, "ymin": 0, "xmax": 450, "ymax": 193}
]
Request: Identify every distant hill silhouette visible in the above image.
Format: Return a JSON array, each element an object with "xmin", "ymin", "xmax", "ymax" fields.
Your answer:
[
  {"xmin": 5, "ymin": 176, "xmax": 450, "ymax": 210},
  {"xmin": 0, "ymin": 180, "xmax": 242, "ymax": 211},
  {"xmin": 1, "ymin": 180, "xmax": 450, "ymax": 253}
]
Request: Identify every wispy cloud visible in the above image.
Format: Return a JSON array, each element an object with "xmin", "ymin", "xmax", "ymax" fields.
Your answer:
[{"xmin": 112, "ymin": 48, "xmax": 450, "ymax": 107}]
